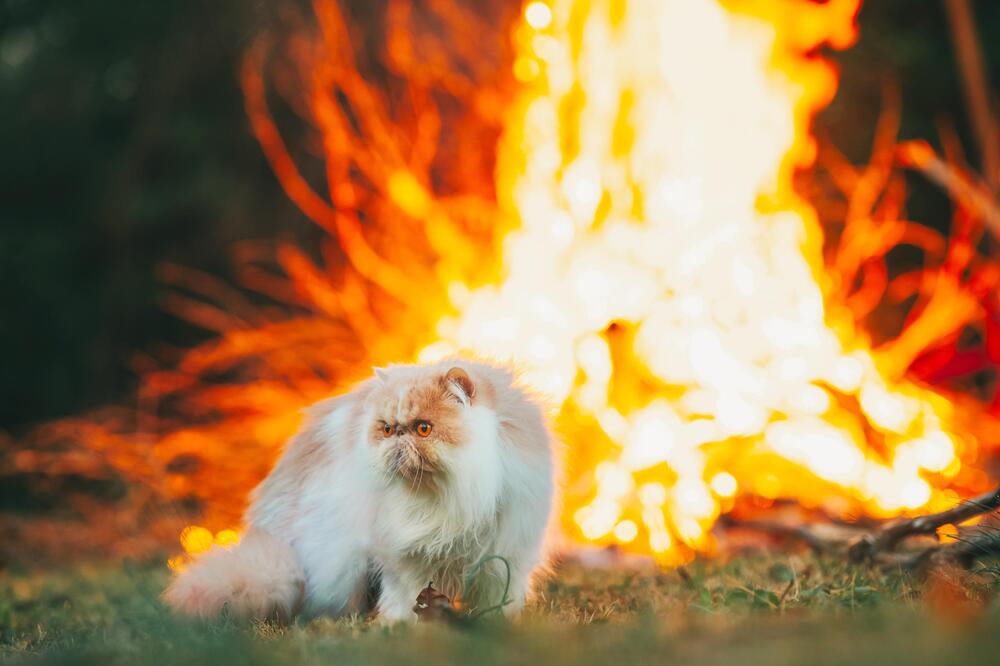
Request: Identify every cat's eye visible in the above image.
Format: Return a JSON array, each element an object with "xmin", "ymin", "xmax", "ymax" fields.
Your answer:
[
  {"xmin": 415, "ymin": 421, "xmax": 433, "ymax": 438},
  {"xmin": 381, "ymin": 423, "xmax": 394, "ymax": 437}
]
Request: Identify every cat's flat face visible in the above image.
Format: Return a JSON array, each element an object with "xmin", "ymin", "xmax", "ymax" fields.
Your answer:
[{"xmin": 365, "ymin": 366, "xmax": 474, "ymax": 488}]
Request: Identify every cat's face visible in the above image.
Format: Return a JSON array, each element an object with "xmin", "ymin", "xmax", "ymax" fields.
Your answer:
[{"xmin": 365, "ymin": 366, "xmax": 477, "ymax": 489}]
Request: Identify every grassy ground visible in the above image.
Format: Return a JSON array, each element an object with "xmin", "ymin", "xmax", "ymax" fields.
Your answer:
[{"xmin": 2, "ymin": 553, "xmax": 999, "ymax": 664}]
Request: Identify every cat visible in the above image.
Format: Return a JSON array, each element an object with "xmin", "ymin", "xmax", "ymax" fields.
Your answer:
[{"xmin": 163, "ymin": 359, "xmax": 556, "ymax": 623}]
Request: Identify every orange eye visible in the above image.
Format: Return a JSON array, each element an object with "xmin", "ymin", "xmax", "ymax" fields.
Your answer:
[
  {"xmin": 416, "ymin": 421, "xmax": 433, "ymax": 438},
  {"xmin": 382, "ymin": 423, "xmax": 394, "ymax": 437}
]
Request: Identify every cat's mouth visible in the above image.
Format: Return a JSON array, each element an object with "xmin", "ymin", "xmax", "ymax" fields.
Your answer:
[{"xmin": 388, "ymin": 444, "xmax": 441, "ymax": 486}]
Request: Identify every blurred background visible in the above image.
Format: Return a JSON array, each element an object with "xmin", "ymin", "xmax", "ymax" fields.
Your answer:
[{"xmin": 1, "ymin": 0, "xmax": 997, "ymax": 433}]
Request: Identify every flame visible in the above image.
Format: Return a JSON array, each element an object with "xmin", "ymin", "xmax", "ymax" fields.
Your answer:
[
  {"xmin": 17, "ymin": 0, "xmax": 987, "ymax": 566},
  {"xmin": 169, "ymin": 526, "xmax": 240, "ymax": 571},
  {"xmin": 400, "ymin": 0, "xmax": 974, "ymax": 562}
]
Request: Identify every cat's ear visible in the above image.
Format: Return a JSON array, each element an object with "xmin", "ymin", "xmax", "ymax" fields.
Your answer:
[
  {"xmin": 444, "ymin": 366, "xmax": 475, "ymax": 405},
  {"xmin": 373, "ymin": 366, "xmax": 389, "ymax": 383}
]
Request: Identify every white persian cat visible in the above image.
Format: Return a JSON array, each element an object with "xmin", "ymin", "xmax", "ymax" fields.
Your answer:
[{"xmin": 164, "ymin": 360, "xmax": 555, "ymax": 623}]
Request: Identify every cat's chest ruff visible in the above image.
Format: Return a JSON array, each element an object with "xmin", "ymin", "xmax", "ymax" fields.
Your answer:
[{"xmin": 373, "ymin": 493, "xmax": 494, "ymax": 558}]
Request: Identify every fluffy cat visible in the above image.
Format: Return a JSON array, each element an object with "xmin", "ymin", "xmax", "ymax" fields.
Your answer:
[{"xmin": 163, "ymin": 359, "xmax": 555, "ymax": 623}]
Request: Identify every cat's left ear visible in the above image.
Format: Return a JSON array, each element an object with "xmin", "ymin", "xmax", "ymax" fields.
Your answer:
[
  {"xmin": 373, "ymin": 366, "xmax": 389, "ymax": 383},
  {"xmin": 444, "ymin": 366, "xmax": 475, "ymax": 405}
]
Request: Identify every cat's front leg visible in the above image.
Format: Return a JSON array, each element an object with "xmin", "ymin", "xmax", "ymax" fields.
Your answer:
[
  {"xmin": 293, "ymin": 524, "xmax": 370, "ymax": 617},
  {"xmin": 499, "ymin": 563, "xmax": 532, "ymax": 617},
  {"xmin": 375, "ymin": 564, "xmax": 423, "ymax": 624}
]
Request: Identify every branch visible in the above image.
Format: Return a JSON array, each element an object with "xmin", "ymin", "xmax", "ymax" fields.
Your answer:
[
  {"xmin": 898, "ymin": 141, "xmax": 1000, "ymax": 237},
  {"xmin": 895, "ymin": 529, "xmax": 1000, "ymax": 571},
  {"xmin": 719, "ymin": 516, "xmax": 859, "ymax": 554},
  {"xmin": 943, "ymin": 0, "xmax": 1000, "ymax": 191},
  {"xmin": 719, "ymin": 490, "xmax": 1000, "ymax": 573},
  {"xmin": 848, "ymin": 485, "xmax": 1000, "ymax": 563}
]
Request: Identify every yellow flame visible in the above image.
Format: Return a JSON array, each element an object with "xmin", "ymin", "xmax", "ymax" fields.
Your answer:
[
  {"xmin": 179, "ymin": 525, "xmax": 215, "ymax": 555},
  {"xmin": 172, "ymin": 525, "xmax": 242, "ymax": 570},
  {"xmin": 169, "ymin": 0, "xmax": 975, "ymax": 568},
  {"xmin": 419, "ymin": 0, "xmax": 969, "ymax": 561}
]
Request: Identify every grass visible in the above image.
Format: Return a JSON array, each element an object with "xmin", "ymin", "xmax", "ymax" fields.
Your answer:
[{"xmin": 2, "ymin": 553, "xmax": 1000, "ymax": 664}]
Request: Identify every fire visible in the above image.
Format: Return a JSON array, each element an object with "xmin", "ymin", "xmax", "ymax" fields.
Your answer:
[
  {"xmin": 168, "ymin": 526, "xmax": 240, "ymax": 572},
  {"xmin": 17, "ymin": 0, "xmax": 993, "ymax": 567},
  {"xmin": 167, "ymin": 0, "xmax": 980, "ymax": 565},
  {"xmin": 405, "ymin": 0, "xmax": 974, "ymax": 562}
]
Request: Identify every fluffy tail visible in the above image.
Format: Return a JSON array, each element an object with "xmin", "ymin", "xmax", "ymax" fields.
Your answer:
[{"xmin": 163, "ymin": 528, "xmax": 305, "ymax": 622}]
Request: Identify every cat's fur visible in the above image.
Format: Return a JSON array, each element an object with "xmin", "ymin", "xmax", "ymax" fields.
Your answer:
[{"xmin": 163, "ymin": 359, "xmax": 555, "ymax": 623}]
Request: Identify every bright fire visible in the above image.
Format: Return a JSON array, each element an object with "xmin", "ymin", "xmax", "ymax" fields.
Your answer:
[
  {"xmin": 24, "ymin": 0, "xmax": 990, "ymax": 567},
  {"xmin": 411, "ymin": 0, "xmax": 974, "ymax": 561}
]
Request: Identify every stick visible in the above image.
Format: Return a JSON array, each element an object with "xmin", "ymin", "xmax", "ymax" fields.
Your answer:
[
  {"xmin": 943, "ymin": 0, "xmax": 999, "ymax": 191},
  {"xmin": 898, "ymin": 141, "xmax": 1000, "ymax": 237},
  {"xmin": 894, "ymin": 529, "xmax": 1000, "ymax": 571},
  {"xmin": 848, "ymin": 485, "xmax": 1000, "ymax": 563},
  {"xmin": 718, "ymin": 516, "xmax": 850, "ymax": 554}
]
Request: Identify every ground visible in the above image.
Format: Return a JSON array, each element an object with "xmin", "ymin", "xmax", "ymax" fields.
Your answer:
[{"xmin": 2, "ymin": 553, "xmax": 999, "ymax": 664}]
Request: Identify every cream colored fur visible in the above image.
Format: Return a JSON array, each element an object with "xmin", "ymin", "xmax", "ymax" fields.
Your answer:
[
  {"xmin": 162, "ymin": 528, "xmax": 304, "ymax": 621},
  {"xmin": 164, "ymin": 359, "xmax": 555, "ymax": 623}
]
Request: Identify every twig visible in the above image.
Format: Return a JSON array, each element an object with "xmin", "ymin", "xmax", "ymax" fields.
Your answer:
[
  {"xmin": 898, "ymin": 141, "xmax": 1000, "ymax": 237},
  {"xmin": 943, "ymin": 0, "xmax": 999, "ymax": 191},
  {"xmin": 719, "ymin": 516, "xmax": 853, "ymax": 554},
  {"xmin": 722, "ymin": 488, "xmax": 1000, "ymax": 572},
  {"xmin": 848, "ymin": 485, "xmax": 1000, "ymax": 563},
  {"xmin": 778, "ymin": 575, "xmax": 796, "ymax": 604},
  {"xmin": 894, "ymin": 530, "xmax": 1000, "ymax": 571}
]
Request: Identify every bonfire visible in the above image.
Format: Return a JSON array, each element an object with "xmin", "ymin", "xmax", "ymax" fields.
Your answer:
[{"xmin": 5, "ymin": 0, "xmax": 1000, "ymax": 576}]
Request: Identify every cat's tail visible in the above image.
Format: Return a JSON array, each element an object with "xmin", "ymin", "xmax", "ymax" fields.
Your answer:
[{"xmin": 163, "ymin": 528, "xmax": 305, "ymax": 622}]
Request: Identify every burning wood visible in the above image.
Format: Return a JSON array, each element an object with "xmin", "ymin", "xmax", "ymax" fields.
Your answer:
[
  {"xmin": 718, "ymin": 485, "xmax": 1000, "ymax": 572},
  {"xmin": 849, "ymin": 484, "xmax": 1000, "ymax": 566}
]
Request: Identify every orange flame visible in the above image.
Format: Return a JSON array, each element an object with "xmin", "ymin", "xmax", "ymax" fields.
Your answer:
[
  {"xmin": 381, "ymin": 0, "xmax": 981, "ymax": 562},
  {"xmin": 15, "ymin": 0, "xmax": 993, "ymax": 566},
  {"xmin": 162, "ymin": 0, "xmax": 996, "ymax": 566}
]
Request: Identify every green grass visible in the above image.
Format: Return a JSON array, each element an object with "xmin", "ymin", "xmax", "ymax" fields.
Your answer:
[{"xmin": 2, "ymin": 554, "xmax": 999, "ymax": 664}]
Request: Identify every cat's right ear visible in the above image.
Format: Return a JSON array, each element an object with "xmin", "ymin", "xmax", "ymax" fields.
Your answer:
[
  {"xmin": 373, "ymin": 367, "xmax": 389, "ymax": 383},
  {"xmin": 444, "ymin": 366, "xmax": 475, "ymax": 406}
]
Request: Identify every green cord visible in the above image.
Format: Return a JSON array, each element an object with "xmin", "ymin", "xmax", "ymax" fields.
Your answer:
[{"xmin": 464, "ymin": 554, "xmax": 512, "ymax": 619}]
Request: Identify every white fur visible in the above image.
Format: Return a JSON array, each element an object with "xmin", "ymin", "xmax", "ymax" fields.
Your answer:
[{"xmin": 164, "ymin": 360, "xmax": 555, "ymax": 623}]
